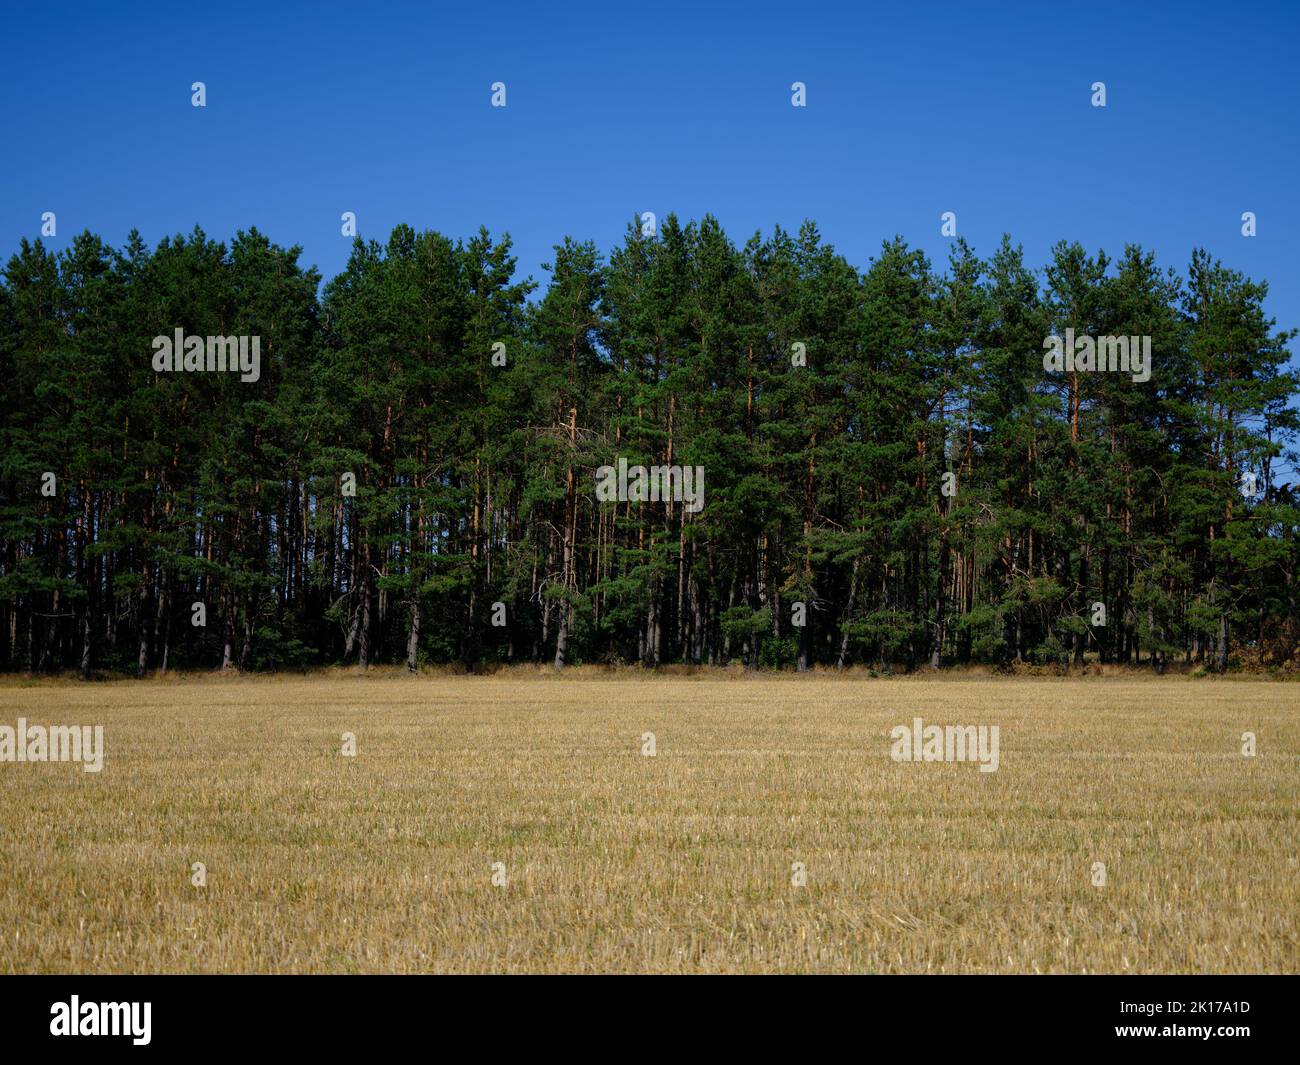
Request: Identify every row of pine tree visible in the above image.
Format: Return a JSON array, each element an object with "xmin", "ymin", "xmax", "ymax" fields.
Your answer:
[{"xmin": 2, "ymin": 217, "xmax": 1297, "ymax": 675}]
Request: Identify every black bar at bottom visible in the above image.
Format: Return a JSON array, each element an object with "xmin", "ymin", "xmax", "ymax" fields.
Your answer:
[{"xmin": 0, "ymin": 974, "xmax": 1292, "ymax": 1053}]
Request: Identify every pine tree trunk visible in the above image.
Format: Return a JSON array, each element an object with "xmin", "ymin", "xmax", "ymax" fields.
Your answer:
[
  {"xmin": 554, "ymin": 408, "xmax": 577, "ymax": 670},
  {"xmin": 837, "ymin": 556, "xmax": 860, "ymax": 671},
  {"xmin": 407, "ymin": 600, "xmax": 420, "ymax": 672},
  {"xmin": 80, "ymin": 610, "xmax": 92, "ymax": 679},
  {"xmin": 221, "ymin": 592, "xmax": 235, "ymax": 671}
]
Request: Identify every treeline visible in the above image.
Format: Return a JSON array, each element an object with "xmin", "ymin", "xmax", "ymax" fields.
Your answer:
[{"xmin": 2, "ymin": 217, "xmax": 1298, "ymax": 676}]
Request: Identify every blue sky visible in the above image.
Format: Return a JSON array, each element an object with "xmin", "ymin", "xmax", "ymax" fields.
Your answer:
[{"xmin": 3, "ymin": 0, "xmax": 1298, "ymax": 339}]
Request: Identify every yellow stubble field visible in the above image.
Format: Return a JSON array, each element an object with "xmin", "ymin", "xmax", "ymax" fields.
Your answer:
[{"xmin": 0, "ymin": 670, "xmax": 1296, "ymax": 973}]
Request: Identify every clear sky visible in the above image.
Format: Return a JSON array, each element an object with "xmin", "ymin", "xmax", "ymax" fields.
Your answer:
[{"xmin": 3, "ymin": 0, "xmax": 1298, "ymax": 340}]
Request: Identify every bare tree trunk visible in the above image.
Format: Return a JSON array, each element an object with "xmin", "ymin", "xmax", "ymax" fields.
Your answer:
[
  {"xmin": 80, "ymin": 611, "xmax": 92, "ymax": 679},
  {"xmin": 136, "ymin": 574, "xmax": 149, "ymax": 679},
  {"xmin": 690, "ymin": 578, "xmax": 703, "ymax": 664},
  {"xmin": 930, "ymin": 539, "xmax": 947, "ymax": 670},
  {"xmin": 342, "ymin": 600, "xmax": 359, "ymax": 663},
  {"xmin": 406, "ymin": 600, "xmax": 420, "ymax": 672},
  {"xmin": 837, "ymin": 557, "xmax": 860, "ymax": 671},
  {"xmin": 554, "ymin": 408, "xmax": 577, "ymax": 670},
  {"xmin": 159, "ymin": 607, "xmax": 171, "ymax": 675},
  {"xmin": 221, "ymin": 591, "xmax": 235, "ymax": 671},
  {"xmin": 359, "ymin": 566, "xmax": 372, "ymax": 669},
  {"xmin": 154, "ymin": 575, "xmax": 168, "ymax": 674},
  {"xmin": 240, "ymin": 598, "xmax": 253, "ymax": 671}
]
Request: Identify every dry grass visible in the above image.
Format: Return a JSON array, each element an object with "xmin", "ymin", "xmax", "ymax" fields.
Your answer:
[{"xmin": 0, "ymin": 670, "xmax": 1296, "ymax": 973}]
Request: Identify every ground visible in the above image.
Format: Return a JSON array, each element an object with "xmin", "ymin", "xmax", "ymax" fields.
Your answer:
[{"xmin": 1, "ymin": 670, "xmax": 1296, "ymax": 973}]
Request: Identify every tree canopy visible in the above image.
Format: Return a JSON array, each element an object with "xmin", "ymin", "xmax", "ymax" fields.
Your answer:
[{"xmin": 2, "ymin": 218, "xmax": 1297, "ymax": 676}]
